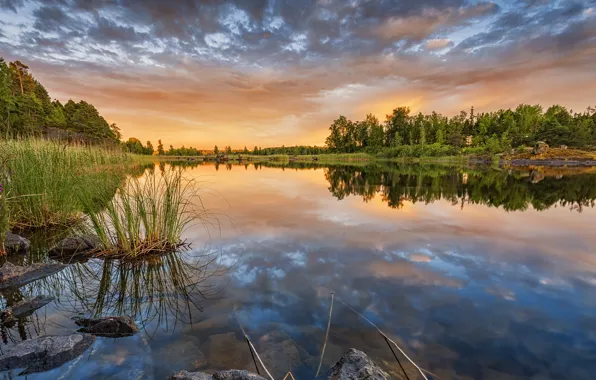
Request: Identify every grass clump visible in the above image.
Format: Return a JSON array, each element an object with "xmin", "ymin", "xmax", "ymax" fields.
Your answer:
[
  {"xmin": 0, "ymin": 139, "xmax": 129, "ymax": 229},
  {"xmin": 81, "ymin": 168, "xmax": 204, "ymax": 259}
]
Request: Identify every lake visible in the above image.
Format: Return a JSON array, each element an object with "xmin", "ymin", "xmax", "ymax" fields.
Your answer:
[{"xmin": 1, "ymin": 161, "xmax": 596, "ymax": 379}]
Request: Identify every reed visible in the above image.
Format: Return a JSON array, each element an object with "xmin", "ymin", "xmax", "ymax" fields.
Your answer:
[
  {"xmin": 81, "ymin": 168, "xmax": 206, "ymax": 258},
  {"xmin": 0, "ymin": 139, "xmax": 129, "ymax": 230}
]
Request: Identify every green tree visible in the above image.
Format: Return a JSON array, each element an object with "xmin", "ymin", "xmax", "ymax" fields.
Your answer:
[{"xmin": 157, "ymin": 139, "xmax": 165, "ymax": 155}]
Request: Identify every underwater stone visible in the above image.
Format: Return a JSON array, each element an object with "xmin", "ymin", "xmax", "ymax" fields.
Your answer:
[
  {"xmin": 0, "ymin": 295, "xmax": 55, "ymax": 324},
  {"xmin": 73, "ymin": 315, "xmax": 139, "ymax": 337},
  {"xmin": 168, "ymin": 370, "xmax": 266, "ymax": 380},
  {"xmin": 0, "ymin": 262, "xmax": 66, "ymax": 290},
  {"xmin": 0, "ymin": 333, "xmax": 95, "ymax": 374}
]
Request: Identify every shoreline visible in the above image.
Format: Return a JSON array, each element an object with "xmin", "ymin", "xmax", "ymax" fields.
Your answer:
[{"xmin": 136, "ymin": 153, "xmax": 596, "ymax": 168}]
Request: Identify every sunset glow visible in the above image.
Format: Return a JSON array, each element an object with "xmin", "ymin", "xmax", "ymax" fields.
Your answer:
[{"xmin": 1, "ymin": 0, "xmax": 594, "ymax": 148}]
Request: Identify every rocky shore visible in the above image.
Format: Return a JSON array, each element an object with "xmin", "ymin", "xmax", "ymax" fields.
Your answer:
[{"xmin": 168, "ymin": 348, "xmax": 390, "ymax": 380}]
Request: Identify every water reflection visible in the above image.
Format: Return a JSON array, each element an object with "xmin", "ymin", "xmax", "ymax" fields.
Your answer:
[
  {"xmin": 1, "ymin": 162, "xmax": 596, "ymax": 379},
  {"xmin": 57, "ymin": 250, "xmax": 224, "ymax": 332}
]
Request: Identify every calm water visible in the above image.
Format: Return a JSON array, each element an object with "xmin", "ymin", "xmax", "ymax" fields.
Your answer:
[{"xmin": 1, "ymin": 162, "xmax": 596, "ymax": 379}]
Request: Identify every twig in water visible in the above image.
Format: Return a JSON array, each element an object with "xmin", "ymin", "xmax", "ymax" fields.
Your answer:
[
  {"xmin": 315, "ymin": 292, "xmax": 335, "ymax": 377},
  {"xmin": 233, "ymin": 306, "xmax": 274, "ymax": 380},
  {"xmin": 283, "ymin": 372, "xmax": 296, "ymax": 380},
  {"xmin": 337, "ymin": 298, "xmax": 432, "ymax": 380}
]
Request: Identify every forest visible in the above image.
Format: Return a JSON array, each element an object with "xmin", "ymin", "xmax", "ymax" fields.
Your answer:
[
  {"xmin": 325, "ymin": 106, "xmax": 596, "ymax": 157},
  {"xmin": 0, "ymin": 59, "xmax": 120, "ymax": 142}
]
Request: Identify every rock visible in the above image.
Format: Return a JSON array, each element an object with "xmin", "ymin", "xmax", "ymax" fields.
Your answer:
[
  {"xmin": 169, "ymin": 370, "xmax": 213, "ymax": 380},
  {"xmin": 73, "ymin": 315, "xmax": 139, "ymax": 337},
  {"xmin": 168, "ymin": 370, "xmax": 266, "ymax": 380},
  {"xmin": 0, "ymin": 333, "xmax": 95, "ymax": 374},
  {"xmin": 328, "ymin": 348, "xmax": 389, "ymax": 380},
  {"xmin": 258, "ymin": 330, "xmax": 303, "ymax": 378},
  {"xmin": 48, "ymin": 234, "xmax": 102, "ymax": 259},
  {"xmin": 532, "ymin": 141, "xmax": 549, "ymax": 155},
  {"xmin": 213, "ymin": 370, "xmax": 268, "ymax": 379},
  {"xmin": 0, "ymin": 262, "xmax": 66, "ymax": 290},
  {"xmin": 3, "ymin": 232, "xmax": 31, "ymax": 255},
  {"xmin": 1, "ymin": 295, "xmax": 55, "ymax": 324}
]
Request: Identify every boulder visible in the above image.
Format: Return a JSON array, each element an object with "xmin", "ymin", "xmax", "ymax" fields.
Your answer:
[
  {"xmin": 48, "ymin": 234, "xmax": 103, "ymax": 259},
  {"xmin": 0, "ymin": 262, "xmax": 66, "ymax": 290},
  {"xmin": 533, "ymin": 141, "xmax": 549, "ymax": 155},
  {"xmin": 0, "ymin": 333, "xmax": 95, "ymax": 375},
  {"xmin": 168, "ymin": 370, "xmax": 266, "ymax": 380},
  {"xmin": 73, "ymin": 315, "xmax": 139, "ymax": 337},
  {"xmin": 328, "ymin": 348, "xmax": 389, "ymax": 380},
  {"xmin": 1, "ymin": 295, "xmax": 55, "ymax": 324},
  {"xmin": 3, "ymin": 232, "xmax": 31, "ymax": 255}
]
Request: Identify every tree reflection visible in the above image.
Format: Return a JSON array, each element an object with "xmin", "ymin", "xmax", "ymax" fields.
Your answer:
[{"xmin": 324, "ymin": 164, "xmax": 596, "ymax": 212}]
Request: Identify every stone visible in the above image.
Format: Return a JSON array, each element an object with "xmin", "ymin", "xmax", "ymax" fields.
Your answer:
[
  {"xmin": 0, "ymin": 295, "xmax": 55, "ymax": 324},
  {"xmin": 213, "ymin": 370, "xmax": 268, "ymax": 379},
  {"xmin": 0, "ymin": 333, "xmax": 95, "ymax": 375},
  {"xmin": 169, "ymin": 370, "xmax": 213, "ymax": 380},
  {"xmin": 3, "ymin": 232, "xmax": 31, "ymax": 255},
  {"xmin": 200, "ymin": 332, "xmax": 252, "ymax": 369},
  {"xmin": 328, "ymin": 348, "xmax": 389, "ymax": 380},
  {"xmin": 73, "ymin": 315, "xmax": 139, "ymax": 337},
  {"xmin": 258, "ymin": 330, "xmax": 303, "ymax": 378},
  {"xmin": 168, "ymin": 370, "xmax": 266, "ymax": 380},
  {"xmin": 532, "ymin": 141, "xmax": 549, "ymax": 155},
  {"xmin": 0, "ymin": 262, "xmax": 66, "ymax": 290},
  {"xmin": 48, "ymin": 234, "xmax": 103, "ymax": 259}
]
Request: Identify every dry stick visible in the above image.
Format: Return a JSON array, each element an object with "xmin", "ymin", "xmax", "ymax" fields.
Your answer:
[
  {"xmin": 283, "ymin": 372, "xmax": 296, "ymax": 380},
  {"xmin": 315, "ymin": 292, "xmax": 335, "ymax": 377},
  {"xmin": 233, "ymin": 306, "xmax": 275, "ymax": 380},
  {"xmin": 337, "ymin": 298, "xmax": 431, "ymax": 380},
  {"xmin": 246, "ymin": 336, "xmax": 261, "ymax": 376},
  {"xmin": 384, "ymin": 335, "xmax": 411, "ymax": 380}
]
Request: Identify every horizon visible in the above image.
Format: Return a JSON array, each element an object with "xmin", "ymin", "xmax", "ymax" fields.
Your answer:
[{"xmin": 1, "ymin": 0, "xmax": 595, "ymax": 148}]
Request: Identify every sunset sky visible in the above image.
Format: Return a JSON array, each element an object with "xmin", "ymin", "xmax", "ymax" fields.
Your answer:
[{"xmin": 1, "ymin": 0, "xmax": 595, "ymax": 148}]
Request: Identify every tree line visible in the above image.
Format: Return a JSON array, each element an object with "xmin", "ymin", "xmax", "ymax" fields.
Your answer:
[
  {"xmin": 0, "ymin": 58, "xmax": 120, "ymax": 142},
  {"xmin": 325, "ymin": 105, "xmax": 596, "ymax": 157},
  {"xmin": 125, "ymin": 140, "xmax": 329, "ymax": 156}
]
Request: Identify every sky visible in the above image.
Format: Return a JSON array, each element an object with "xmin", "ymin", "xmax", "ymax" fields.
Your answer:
[{"xmin": 0, "ymin": 0, "xmax": 595, "ymax": 148}]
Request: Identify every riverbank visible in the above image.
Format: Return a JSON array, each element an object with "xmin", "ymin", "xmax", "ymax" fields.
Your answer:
[{"xmin": 141, "ymin": 149, "xmax": 596, "ymax": 167}]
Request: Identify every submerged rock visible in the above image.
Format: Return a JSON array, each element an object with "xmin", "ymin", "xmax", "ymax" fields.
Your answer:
[
  {"xmin": 1, "ymin": 295, "xmax": 55, "ymax": 324},
  {"xmin": 3, "ymin": 232, "xmax": 31, "ymax": 255},
  {"xmin": 168, "ymin": 370, "xmax": 266, "ymax": 380},
  {"xmin": 0, "ymin": 262, "xmax": 66, "ymax": 290},
  {"xmin": 73, "ymin": 315, "xmax": 139, "ymax": 337},
  {"xmin": 48, "ymin": 234, "xmax": 102, "ymax": 259},
  {"xmin": 328, "ymin": 348, "xmax": 389, "ymax": 380},
  {"xmin": 0, "ymin": 333, "xmax": 95, "ymax": 374}
]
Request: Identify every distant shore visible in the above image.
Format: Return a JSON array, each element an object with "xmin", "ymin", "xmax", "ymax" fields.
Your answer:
[{"xmin": 136, "ymin": 148, "xmax": 596, "ymax": 168}]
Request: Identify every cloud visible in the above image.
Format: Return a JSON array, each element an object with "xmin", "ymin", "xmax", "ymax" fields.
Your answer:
[
  {"xmin": 425, "ymin": 38, "xmax": 453, "ymax": 50},
  {"xmin": 0, "ymin": 0, "xmax": 594, "ymax": 146}
]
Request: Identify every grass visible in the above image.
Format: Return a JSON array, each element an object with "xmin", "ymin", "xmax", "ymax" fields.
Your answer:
[
  {"xmin": 0, "ymin": 139, "xmax": 130, "ymax": 230},
  {"xmin": 508, "ymin": 147, "xmax": 596, "ymax": 161},
  {"xmin": 80, "ymin": 167, "xmax": 207, "ymax": 259}
]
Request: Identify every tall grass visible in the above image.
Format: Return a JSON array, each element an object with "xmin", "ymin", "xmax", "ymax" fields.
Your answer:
[
  {"xmin": 80, "ymin": 168, "xmax": 206, "ymax": 258},
  {"xmin": 0, "ymin": 139, "xmax": 129, "ymax": 229}
]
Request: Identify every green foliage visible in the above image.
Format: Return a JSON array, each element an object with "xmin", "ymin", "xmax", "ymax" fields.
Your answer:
[
  {"xmin": 80, "ymin": 168, "xmax": 206, "ymax": 258},
  {"xmin": 0, "ymin": 57, "xmax": 118, "ymax": 142},
  {"xmin": 0, "ymin": 139, "xmax": 129, "ymax": 229},
  {"xmin": 324, "ymin": 104, "xmax": 596, "ymax": 156}
]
